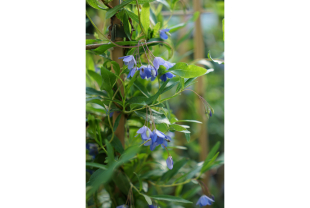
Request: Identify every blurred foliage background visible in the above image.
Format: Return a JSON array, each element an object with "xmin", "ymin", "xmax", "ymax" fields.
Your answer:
[{"xmin": 86, "ymin": 0, "xmax": 224, "ymax": 207}]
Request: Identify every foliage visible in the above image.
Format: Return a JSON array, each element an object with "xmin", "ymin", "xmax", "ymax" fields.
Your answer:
[{"xmin": 86, "ymin": 0, "xmax": 224, "ymax": 207}]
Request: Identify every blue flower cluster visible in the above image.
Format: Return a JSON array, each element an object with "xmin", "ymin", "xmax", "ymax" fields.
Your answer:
[
  {"xmin": 136, "ymin": 125, "xmax": 173, "ymax": 169},
  {"xmin": 196, "ymin": 195, "xmax": 215, "ymax": 207},
  {"xmin": 86, "ymin": 143, "xmax": 98, "ymax": 160},
  {"xmin": 119, "ymin": 55, "xmax": 175, "ymax": 82}
]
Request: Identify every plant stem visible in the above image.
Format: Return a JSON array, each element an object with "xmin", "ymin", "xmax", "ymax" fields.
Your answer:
[{"xmin": 135, "ymin": 0, "xmax": 147, "ymax": 37}]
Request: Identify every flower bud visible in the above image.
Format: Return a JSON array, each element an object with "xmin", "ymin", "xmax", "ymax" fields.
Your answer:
[{"xmin": 166, "ymin": 156, "xmax": 173, "ymax": 169}]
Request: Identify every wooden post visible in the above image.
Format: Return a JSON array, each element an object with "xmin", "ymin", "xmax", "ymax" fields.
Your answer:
[
  {"xmin": 110, "ymin": 0, "xmax": 125, "ymax": 147},
  {"xmin": 193, "ymin": 0, "xmax": 209, "ymax": 189}
]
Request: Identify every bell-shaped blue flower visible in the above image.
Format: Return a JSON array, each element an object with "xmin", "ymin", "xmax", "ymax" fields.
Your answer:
[
  {"xmin": 119, "ymin": 55, "xmax": 136, "ymax": 69},
  {"xmin": 196, "ymin": 195, "xmax": 214, "ymax": 207},
  {"xmin": 159, "ymin": 28, "xmax": 170, "ymax": 39},
  {"xmin": 166, "ymin": 156, "xmax": 173, "ymax": 169},
  {"xmin": 150, "ymin": 130, "xmax": 166, "ymax": 151},
  {"xmin": 136, "ymin": 125, "xmax": 152, "ymax": 141},
  {"xmin": 149, "ymin": 205, "xmax": 157, "ymax": 208},
  {"xmin": 116, "ymin": 205, "xmax": 128, "ymax": 208},
  {"xmin": 160, "ymin": 72, "xmax": 175, "ymax": 82},
  {"xmin": 127, "ymin": 66, "xmax": 138, "ymax": 78},
  {"xmin": 139, "ymin": 65, "xmax": 152, "ymax": 79}
]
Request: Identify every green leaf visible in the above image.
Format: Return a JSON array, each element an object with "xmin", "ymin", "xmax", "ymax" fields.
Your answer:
[
  {"xmin": 170, "ymin": 124, "xmax": 187, "ymax": 132},
  {"xmin": 169, "ymin": 11, "xmax": 200, "ymax": 33},
  {"xmin": 133, "ymin": 81, "xmax": 151, "ymax": 97},
  {"xmin": 200, "ymin": 141, "xmax": 221, "ymax": 173},
  {"xmin": 127, "ymin": 96, "xmax": 150, "ymax": 105},
  {"xmin": 175, "ymin": 120, "xmax": 202, "ymax": 124},
  {"xmin": 86, "ymin": 0, "xmax": 107, "ymax": 10},
  {"xmin": 87, "ymin": 70, "xmax": 103, "ymax": 86},
  {"xmin": 112, "ymin": 171, "xmax": 130, "ymax": 195},
  {"xmin": 113, "ymin": 114, "xmax": 122, "ymax": 132},
  {"xmin": 125, "ymin": 70, "xmax": 139, "ymax": 96},
  {"xmin": 86, "ymin": 87, "xmax": 107, "ymax": 97},
  {"xmin": 111, "ymin": 61, "xmax": 120, "ymax": 75},
  {"xmin": 168, "ymin": 62, "xmax": 207, "ymax": 78},
  {"xmin": 110, "ymin": 135, "xmax": 124, "ymax": 154},
  {"xmin": 169, "ymin": 23, "xmax": 185, "ymax": 33},
  {"xmin": 134, "ymin": 172, "xmax": 142, "ymax": 191},
  {"xmin": 152, "ymin": 22, "xmax": 161, "ymax": 38},
  {"xmin": 141, "ymin": 3, "xmax": 150, "ymax": 32},
  {"xmin": 126, "ymin": 9, "xmax": 140, "ymax": 24},
  {"xmin": 123, "ymin": 11, "xmax": 131, "ymax": 40},
  {"xmin": 143, "ymin": 194, "xmax": 153, "ymax": 205},
  {"xmin": 185, "ymin": 133, "xmax": 190, "ymax": 142},
  {"xmin": 106, "ymin": 0, "xmax": 134, "ymax": 19},
  {"xmin": 86, "ymin": 162, "xmax": 107, "ymax": 170},
  {"xmin": 182, "ymin": 186, "xmax": 201, "ymax": 199},
  {"xmin": 149, "ymin": 195, "xmax": 192, "ymax": 204},
  {"xmin": 190, "ymin": 11, "xmax": 200, "ymax": 22},
  {"xmin": 135, "ymin": 109, "xmax": 170, "ymax": 124},
  {"xmin": 162, "ymin": 158, "xmax": 187, "ymax": 181},
  {"xmin": 184, "ymin": 77, "xmax": 197, "ymax": 88},
  {"xmin": 205, "ymin": 141, "xmax": 220, "ymax": 163},
  {"xmin": 155, "ymin": 0, "xmax": 170, "ymax": 10},
  {"xmin": 100, "ymin": 67, "xmax": 116, "ymax": 97},
  {"xmin": 86, "ymin": 168, "xmax": 114, "ymax": 200},
  {"xmin": 208, "ymin": 51, "xmax": 224, "ymax": 64},
  {"xmin": 105, "ymin": 139, "xmax": 114, "ymax": 165},
  {"xmin": 200, "ymin": 152, "xmax": 219, "ymax": 173},
  {"xmin": 118, "ymin": 145, "xmax": 140, "ymax": 165}
]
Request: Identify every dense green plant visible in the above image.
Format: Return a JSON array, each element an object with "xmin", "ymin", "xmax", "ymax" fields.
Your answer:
[{"xmin": 86, "ymin": 0, "xmax": 224, "ymax": 207}]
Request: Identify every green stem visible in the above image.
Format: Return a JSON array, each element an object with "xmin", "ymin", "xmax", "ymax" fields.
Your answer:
[
  {"xmin": 135, "ymin": 0, "xmax": 147, "ymax": 37},
  {"xmin": 148, "ymin": 179, "xmax": 192, "ymax": 187},
  {"xmin": 140, "ymin": 139, "xmax": 151, "ymax": 147}
]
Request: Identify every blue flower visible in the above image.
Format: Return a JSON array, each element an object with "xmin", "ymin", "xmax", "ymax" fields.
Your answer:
[
  {"xmin": 153, "ymin": 57, "xmax": 166, "ymax": 70},
  {"xmin": 162, "ymin": 61, "xmax": 175, "ymax": 69},
  {"xmin": 150, "ymin": 130, "xmax": 166, "ymax": 151},
  {"xmin": 196, "ymin": 195, "xmax": 214, "ymax": 207},
  {"xmin": 116, "ymin": 205, "xmax": 128, "ymax": 208},
  {"xmin": 148, "ymin": 65, "xmax": 158, "ymax": 81},
  {"xmin": 139, "ymin": 65, "xmax": 152, "ymax": 79},
  {"xmin": 86, "ymin": 143, "xmax": 98, "ymax": 159},
  {"xmin": 209, "ymin": 111, "xmax": 212, "ymax": 117},
  {"xmin": 166, "ymin": 156, "xmax": 173, "ymax": 169},
  {"xmin": 136, "ymin": 125, "xmax": 152, "ymax": 141},
  {"xmin": 118, "ymin": 55, "xmax": 136, "ymax": 69},
  {"xmin": 162, "ymin": 134, "xmax": 171, "ymax": 147},
  {"xmin": 160, "ymin": 72, "xmax": 175, "ymax": 82},
  {"xmin": 127, "ymin": 66, "xmax": 138, "ymax": 78},
  {"xmin": 149, "ymin": 205, "xmax": 157, "ymax": 208},
  {"xmin": 159, "ymin": 28, "xmax": 170, "ymax": 39}
]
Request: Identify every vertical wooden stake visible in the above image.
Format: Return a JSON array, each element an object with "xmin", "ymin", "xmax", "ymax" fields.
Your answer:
[
  {"xmin": 110, "ymin": 0, "xmax": 125, "ymax": 148},
  {"xmin": 193, "ymin": 0, "xmax": 210, "ymax": 190}
]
